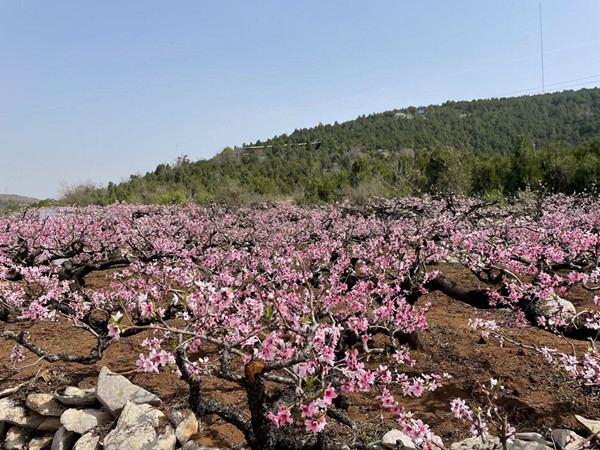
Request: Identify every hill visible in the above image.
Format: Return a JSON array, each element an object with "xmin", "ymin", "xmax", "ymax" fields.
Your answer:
[
  {"xmin": 0, "ymin": 194, "xmax": 40, "ymax": 210},
  {"xmin": 73, "ymin": 88, "xmax": 600, "ymax": 205}
]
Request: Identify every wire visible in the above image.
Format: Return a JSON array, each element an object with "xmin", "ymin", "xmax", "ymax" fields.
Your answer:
[
  {"xmin": 500, "ymin": 75, "xmax": 600, "ymax": 97},
  {"xmin": 545, "ymin": 79, "xmax": 600, "ymax": 91}
]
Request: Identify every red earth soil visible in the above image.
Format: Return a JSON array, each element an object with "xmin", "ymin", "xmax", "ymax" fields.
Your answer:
[{"xmin": 0, "ymin": 265, "xmax": 598, "ymax": 448}]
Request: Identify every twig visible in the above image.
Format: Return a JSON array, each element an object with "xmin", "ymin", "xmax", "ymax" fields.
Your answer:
[{"xmin": 0, "ymin": 367, "xmax": 44, "ymax": 397}]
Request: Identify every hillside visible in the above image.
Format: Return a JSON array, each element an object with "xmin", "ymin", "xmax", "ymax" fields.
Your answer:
[
  {"xmin": 74, "ymin": 88, "xmax": 600, "ymax": 205},
  {"xmin": 259, "ymin": 87, "xmax": 600, "ymax": 155},
  {"xmin": 0, "ymin": 194, "xmax": 40, "ymax": 210}
]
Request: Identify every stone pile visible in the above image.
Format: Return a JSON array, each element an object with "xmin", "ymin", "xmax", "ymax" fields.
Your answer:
[
  {"xmin": 0, "ymin": 366, "xmax": 215, "ymax": 450},
  {"xmin": 3, "ymin": 365, "xmax": 599, "ymax": 449},
  {"xmin": 379, "ymin": 414, "xmax": 599, "ymax": 450}
]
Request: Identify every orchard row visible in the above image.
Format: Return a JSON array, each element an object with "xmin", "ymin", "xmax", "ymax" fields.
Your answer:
[{"xmin": 1, "ymin": 192, "xmax": 599, "ymax": 449}]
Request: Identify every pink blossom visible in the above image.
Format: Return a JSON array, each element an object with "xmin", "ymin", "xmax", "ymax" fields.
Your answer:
[
  {"xmin": 304, "ymin": 417, "xmax": 326, "ymax": 433},
  {"xmin": 322, "ymin": 385, "xmax": 337, "ymax": 405},
  {"xmin": 10, "ymin": 345, "xmax": 25, "ymax": 363},
  {"xmin": 140, "ymin": 302, "xmax": 154, "ymax": 318},
  {"xmin": 300, "ymin": 402, "xmax": 319, "ymax": 419},
  {"xmin": 107, "ymin": 324, "xmax": 120, "ymax": 340}
]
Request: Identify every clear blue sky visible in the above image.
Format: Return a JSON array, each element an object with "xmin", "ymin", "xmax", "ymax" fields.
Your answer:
[{"xmin": 1, "ymin": 0, "xmax": 599, "ymax": 199}]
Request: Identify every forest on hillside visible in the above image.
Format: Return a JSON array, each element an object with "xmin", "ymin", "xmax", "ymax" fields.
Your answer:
[
  {"xmin": 0, "ymin": 194, "xmax": 40, "ymax": 211},
  {"xmin": 63, "ymin": 88, "xmax": 600, "ymax": 205}
]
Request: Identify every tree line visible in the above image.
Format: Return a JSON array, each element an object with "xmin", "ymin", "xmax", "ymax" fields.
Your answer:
[{"xmin": 61, "ymin": 87, "xmax": 600, "ymax": 205}]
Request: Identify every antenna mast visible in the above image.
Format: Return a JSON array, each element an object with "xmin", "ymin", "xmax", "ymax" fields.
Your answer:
[{"xmin": 539, "ymin": 3, "xmax": 545, "ymax": 93}]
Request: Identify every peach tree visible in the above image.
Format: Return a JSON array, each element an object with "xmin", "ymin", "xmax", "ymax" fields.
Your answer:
[{"xmin": 0, "ymin": 193, "xmax": 599, "ymax": 449}]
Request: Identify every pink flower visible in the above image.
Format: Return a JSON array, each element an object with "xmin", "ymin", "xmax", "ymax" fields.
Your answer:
[
  {"xmin": 268, "ymin": 412, "xmax": 280, "ymax": 427},
  {"xmin": 276, "ymin": 406, "xmax": 293, "ymax": 426},
  {"xmin": 136, "ymin": 353, "xmax": 159, "ymax": 373},
  {"xmin": 318, "ymin": 347, "xmax": 335, "ymax": 365},
  {"xmin": 10, "ymin": 345, "xmax": 25, "ymax": 362},
  {"xmin": 382, "ymin": 396, "xmax": 395, "ymax": 408},
  {"xmin": 300, "ymin": 402, "xmax": 319, "ymax": 419},
  {"xmin": 304, "ymin": 416, "xmax": 326, "ymax": 433},
  {"xmin": 140, "ymin": 302, "xmax": 153, "ymax": 318},
  {"xmin": 268, "ymin": 406, "xmax": 294, "ymax": 428},
  {"xmin": 323, "ymin": 385, "xmax": 337, "ymax": 405},
  {"xmin": 157, "ymin": 350, "xmax": 174, "ymax": 365},
  {"xmin": 107, "ymin": 324, "xmax": 120, "ymax": 340},
  {"xmin": 450, "ymin": 398, "xmax": 473, "ymax": 421}
]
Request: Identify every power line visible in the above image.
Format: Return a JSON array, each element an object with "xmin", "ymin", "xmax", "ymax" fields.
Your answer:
[
  {"xmin": 500, "ymin": 74, "xmax": 600, "ymax": 97},
  {"xmin": 546, "ymin": 74, "xmax": 600, "ymax": 87},
  {"xmin": 546, "ymin": 79, "xmax": 600, "ymax": 91},
  {"xmin": 500, "ymin": 79, "xmax": 600, "ymax": 97}
]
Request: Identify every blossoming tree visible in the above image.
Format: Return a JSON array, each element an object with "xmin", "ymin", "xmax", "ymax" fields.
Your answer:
[{"xmin": 0, "ymin": 192, "xmax": 599, "ymax": 449}]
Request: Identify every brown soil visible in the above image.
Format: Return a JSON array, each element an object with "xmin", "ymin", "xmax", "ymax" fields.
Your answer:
[{"xmin": 1, "ymin": 265, "xmax": 598, "ymax": 448}]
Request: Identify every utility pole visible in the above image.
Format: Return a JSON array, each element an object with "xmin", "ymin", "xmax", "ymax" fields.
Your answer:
[{"xmin": 539, "ymin": 3, "xmax": 545, "ymax": 93}]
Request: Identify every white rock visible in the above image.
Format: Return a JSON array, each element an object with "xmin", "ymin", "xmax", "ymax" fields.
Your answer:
[
  {"xmin": 0, "ymin": 398, "xmax": 45, "ymax": 428},
  {"xmin": 60, "ymin": 408, "xmax": 113, "ymax": 434},
  {"xmin": 509, "ymin": 439, "xmax": 551, "ymax": 449},
  {"xmin": 73, "ymin": 432, "xmax": 101, "ymax": 450},
  {"xmin": 450, "ymin": 436, "xmax": 499, "ymax": 449},
  {"xmin": 443, "ymin": 255, "xmax": 461, "ymax": 264},
  {"xmin": 175, "ymin": 410, "xmax": 198, "ymax": 444},
  {"xmin": 53, "ymin": 387, "xmax": 99, "ymax": 407},
  {"xmin": 381, "ymin": 429, "xmax": 416, "ymax": 449},
  {"xmin": 431, "ymin": 434, "xmax": 444, "ymax": 447},
  {"xmin": 103, "ymin": 401, "xmax": 175, "ymax": 450},
  {"xmin": 531, "ymin": 296, "xmax": 576, "ymax": 322},
  {"xmin": 5, "ymin": 425, "xmax": 27, "ymax": 450},
  {"xmin": 514, "ymin": 432, "xmax": 547, "ymax": 444},
  {"xmin": 169, "ymin": 410, "xmax": 184, "ymax": 427},
  {"xmin": 95, "ymin": 366, "xmax": 161, "ymax": 416},
  {"xmin": 27, "ymin": 393, "xmax": 68, "ymax": 417},
  {"xmin": 552, "ymin": 429, "xmax": 585, "ymax": 449},
  {"xmin": 154, "ymin": 431, "xmax": 177, "ymax": 450},
  {"xmin": 51, "ymin": 426, "xmax": 78, "ymax": 450},
  {"xmin": 575, "ymin": 414, "xmax": 600, "ymax": 435},
  {"xmin": 29, "ymin": 435, "xmax": 54, "ymax": 450}
]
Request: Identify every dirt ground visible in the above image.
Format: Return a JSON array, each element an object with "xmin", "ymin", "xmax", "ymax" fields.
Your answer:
[{"xmin": 0, "ymin": 265, "xmax": 598, "ymax": 448}]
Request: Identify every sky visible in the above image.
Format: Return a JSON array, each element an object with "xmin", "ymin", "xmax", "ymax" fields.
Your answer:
[{"xmin": 1, "ymin": 0, "xmax": 599, "ymax": 199}]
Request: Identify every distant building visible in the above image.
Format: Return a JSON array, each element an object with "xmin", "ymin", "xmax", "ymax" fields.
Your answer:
[{"xmin": 394, "ymin": 112, "xmax": 413, "ymax": 119}]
